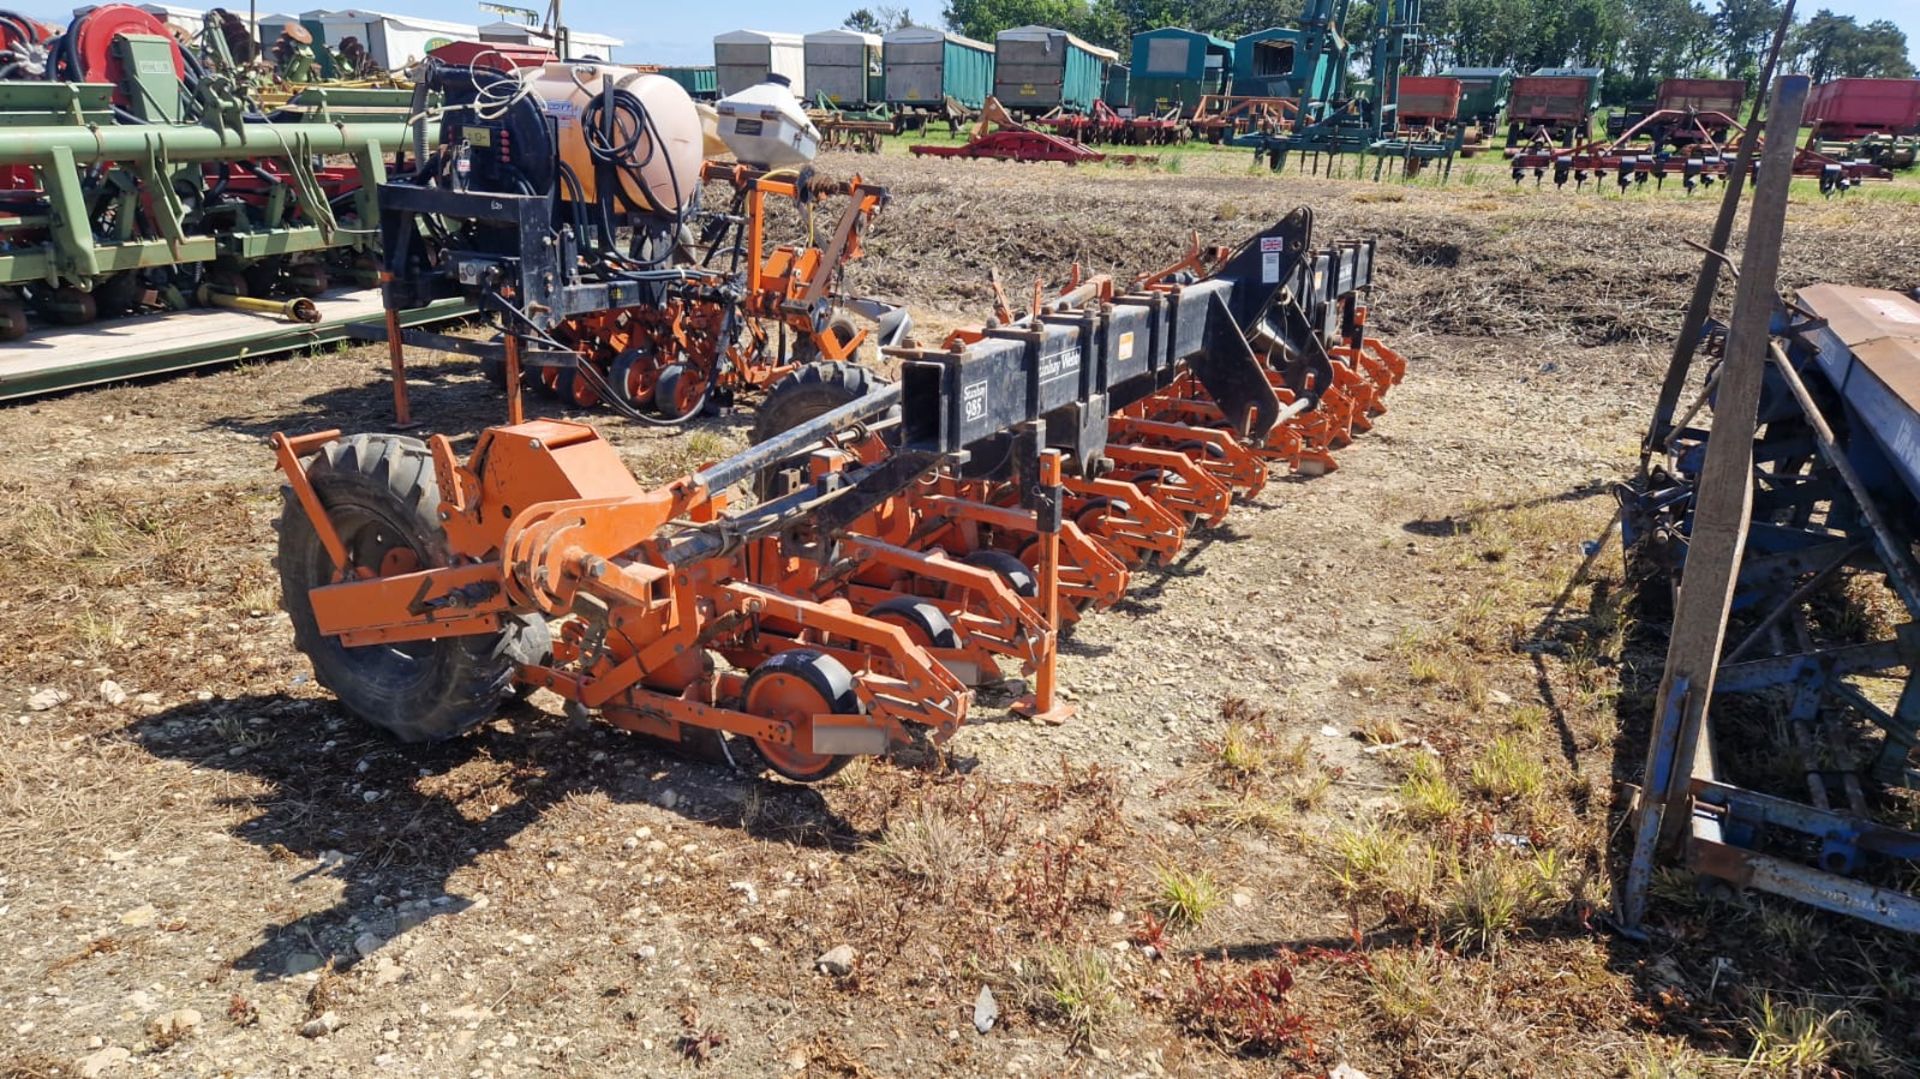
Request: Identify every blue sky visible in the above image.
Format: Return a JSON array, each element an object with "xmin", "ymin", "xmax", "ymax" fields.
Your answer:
[{"xmin": 19, "ymin": 0, "xmax": 1919, "ymax": 67}]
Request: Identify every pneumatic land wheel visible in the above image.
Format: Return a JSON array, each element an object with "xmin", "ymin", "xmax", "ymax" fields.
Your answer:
[
  {"xmin": 750, "ymin": 361, "xmax": 897, "ymax": 499},
  {"xmin": 734, "ymin": 649, "xmax": 861, "ymax": 783},
  {"xmin": 276, "ymin": 433, "xmax": 550, "ymax": 743}
]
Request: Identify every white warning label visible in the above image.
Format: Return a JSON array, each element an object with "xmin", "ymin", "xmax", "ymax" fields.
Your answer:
[{"xmin": 1260, "ymin": 236, "xmax": 1285, "ymax": 283}]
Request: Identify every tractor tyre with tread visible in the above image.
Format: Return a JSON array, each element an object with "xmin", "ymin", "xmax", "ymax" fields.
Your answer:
[
  {"xmin": 276, "ymin": 433, "xmax": 547, "ymax": 742},
  {"xmin": 750, "ymin": 361, "xmax": 897, "ymax": 498}
]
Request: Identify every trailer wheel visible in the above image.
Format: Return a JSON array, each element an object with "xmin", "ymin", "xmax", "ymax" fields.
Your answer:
[
  {"xmin": 736, "ymin": 649, "xmax": 861, "ymax": 783},
  {"xmin": 750, "ymin": 361, "xmax": 896, "ymax": 498},
  {"xmin": 276, "ymin": 433, "xmax": 546, "ymax": 742},
  {"xmin": 868, "ymin": 596, "xmax": 960, "ymax": 650}
]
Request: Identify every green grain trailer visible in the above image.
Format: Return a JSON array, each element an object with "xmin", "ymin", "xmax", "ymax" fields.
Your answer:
[
  {"xmin": 1104, "ymin": 63, "xmax": 1130, "ymax": 109},
  {"xmin": 1233, "ymin": 26, "xmax": 1339, "ymax": 103},
  {"xmin": 659, "ymin": 65, "xmax": 719, "ymax": 101},
  {"xmin": 1128, "ymin": 26, "xmax": 1232, "ymax": 115},
  {"xmin": 1439, "ymin": 65, "xmax": 1511, "ymax": 129},
  {"xmin": 993, "ymin": 25, "xmax": 1116, "ymax": 114},
  {"xmin": 883, "ymin": 26, "xmax": 994, "ymax": 110},
  {"xmin": 804, "ymin": 28, "xmax": 882, "ymax": 108}
]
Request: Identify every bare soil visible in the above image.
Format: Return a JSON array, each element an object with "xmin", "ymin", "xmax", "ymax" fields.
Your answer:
[{"xmin": 2, "ymin": 150, "xmax": 1918, "ymax": 1078}]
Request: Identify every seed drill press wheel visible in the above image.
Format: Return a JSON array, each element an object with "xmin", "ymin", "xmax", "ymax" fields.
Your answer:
[
  {"xmin": 733, "ymin": 649, "xmax": 862, "ymax": 783},
  {"xmin": 276, "ymin": 434, "xmax": 551, "ymax": 742}
]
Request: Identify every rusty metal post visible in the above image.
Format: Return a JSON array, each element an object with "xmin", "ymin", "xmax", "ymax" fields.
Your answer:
[
  {"xmin": 1014, "ymin": 449, "xmax": 1076, "ymax": 725},
  {"xmin": 379, "ymin": 271, "xmax": 413, "ymax": 428},
  {"xmin": 502, "ymin": 332, "xmax": 525, "ymax": 427}
]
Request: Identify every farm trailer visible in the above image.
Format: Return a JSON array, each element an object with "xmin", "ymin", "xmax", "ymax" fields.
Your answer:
[
  {"xmin": 993, "ymin": 24, "xmax": 1115, "ymax": 115},
  {"xmin": 883, "ymin": 25, "xmax": 993, "ymax": 116},
  {"xmin": 1127, "ymin": 26, "xmax": 1231, "ymax": 117},
  {"xmin": 1505, "ymin": 68, "xmax": 1604, "ymax": 147},
  {"xmin": 715, "ymin": 28, "xmax": 804, "ymax": 98}
]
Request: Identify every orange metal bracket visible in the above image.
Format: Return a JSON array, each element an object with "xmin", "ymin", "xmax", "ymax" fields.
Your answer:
[{"xmin": 1014, "ymin": 451, "xmax": 1075, "ymax": 725}]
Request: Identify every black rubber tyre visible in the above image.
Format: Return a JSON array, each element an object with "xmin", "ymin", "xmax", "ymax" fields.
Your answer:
[
  {"xmin": 1129, "ymin": 467, "xmax": 1198, "ymax": 526},
  {"xmin": 792, "ymin": 314, "xmax": 863, "ymax": 365},
  {"xmin": 1073, "ymin": 495, "xmax": 1134, "ymax": 542},
  {"xmin": 93, "ymin": 273, "xmax": 142, "ymax": 318},
  {"xmin": 962, "ymin": 549, "xmax": 1039, "ymax": 598},
  {"xmin": 289, "ymin": 263, "xmax": 331, "ymax": 298},
  {"xmin": 868, "ymin": 595, "xmax": 960, "ymax": 649},
  {"xmin": 46, "ymin": 286, "xmax": 97, "ymax": 325},
  {"xmin": 608, "ymin": 345, "xmax": 660, "ymax": 410},
  {"xmin": 749, "ymin": 361, "xmax": 896, "ymax": 499},
  {"xmin": 652, "ymin": 363, "xmax": 707, "ymax": 420},
  {"xmin": 1174, "ymin": 439, "xmax": 1227, "ymax": 461},
  {"xmin": 732, "ymin": 649, "xmax": 862, "ymax": 783},
  {"xmin": 555, "ymin": 365, "xmax": 602, "ymax": 411},
  {"xmin": 276, "ymin": 433, "xmax": 547, "ymax": 742}
]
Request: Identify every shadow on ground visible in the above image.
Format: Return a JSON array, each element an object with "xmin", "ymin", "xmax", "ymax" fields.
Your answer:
[{"xmin": 126, "ymin": 691, "xmax": 870, "ymax": 982}]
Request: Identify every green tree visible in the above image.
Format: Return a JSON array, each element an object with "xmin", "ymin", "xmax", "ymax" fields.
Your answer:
[
  {"xmin": 1791, "ymin": 8, "xmax": 1851, "ymax": 82},
  {"xmin": 1617, "ymin": 0, "xmax": 1711, "ymax": 100},
  {"xmin": 1713, "ymin": 0, "xmax": 1785, "ymax": 87},
  {"xmin": 1839, "ymin": 19, "xmax": 1914, "ymax": 78},
  {"xmin": 942, "ymin": 0, "xmax": 1116, "ymax": 46}
]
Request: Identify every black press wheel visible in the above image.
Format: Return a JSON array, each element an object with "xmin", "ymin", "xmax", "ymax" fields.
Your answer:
[
  {"xmin": 867, "ymin": 595, "xmax": 960, "ymax": 650},
  {"xmin": 1128, "ymin": 467, "xmax": 1198, "ymax": 527},
  {"xmin": 652, "ymin": 362, "xmax": 708, "ymax": 421},
  {"xmin": 1073, "ymin": 495, "xmax": 1129, "ymax": 537},
  {"xmin": 609, "ymin": 345, "xmax": 661, "ymax": 411},
  {"xmin": 734, "ymin": 649, "xmax": 863, "ymax": 783},
  {"xmin": 960, "ymin": 548, "xmax": 1039, "ymax": 598},
  {"xmin": 276, "ymin": 433, "xmax": 549, "ymax": 742},
  {"xmin": 555, "ymin": 365, "xmax": 603, "ymax": 411}
]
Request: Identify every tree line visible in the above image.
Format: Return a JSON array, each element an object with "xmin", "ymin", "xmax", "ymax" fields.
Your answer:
[{"xmin": 841, "ymin": 0, "xmax": 1913, "ymax": 101}]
